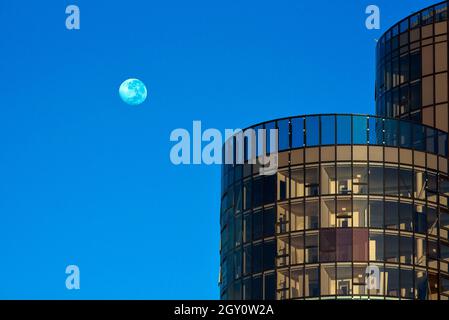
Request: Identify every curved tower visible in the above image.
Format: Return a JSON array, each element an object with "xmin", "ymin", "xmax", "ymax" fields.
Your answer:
[
  {"xmin": 220, "ymin": 1, "xmax": 449, "ymax": 300},
  {"xmin": 375, "ymin": 1, "xmax": 448, "ymax": 132}
]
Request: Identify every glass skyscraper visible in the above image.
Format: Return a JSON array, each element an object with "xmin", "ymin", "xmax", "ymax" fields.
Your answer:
[{"xmin": 220, "ymin": 1, "xmax": 449, "ymax": 300}]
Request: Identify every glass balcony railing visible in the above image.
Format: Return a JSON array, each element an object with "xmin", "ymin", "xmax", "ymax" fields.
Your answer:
[{"xmin": 223, "ymin": 114, "xmax": 448, "ymax": 160}]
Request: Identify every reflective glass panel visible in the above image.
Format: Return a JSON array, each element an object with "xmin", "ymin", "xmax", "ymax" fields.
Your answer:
[
  {"xmin": 306, "ymin": 116, "xmax": 320, "ymax": 146},
  {"xmin": 353, "ymin": 116, "xmax": 368, "ymax": 144},
  {"xmin": 337, "ymin": 116, "xmax": 351, "ymax": 144},
  {"xmin": 321, "ymin": 115, "xmax": 336, "ymax": 145}
]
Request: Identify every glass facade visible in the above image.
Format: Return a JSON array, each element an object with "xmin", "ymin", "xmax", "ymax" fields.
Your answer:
[
  {"xmin": 375, "ymin": 1, "xmax": 449, "ymax": 134},
  {"xmin": 221, "ymin": 1, "xmax": 449, "ymax": 300},
  {"xmin": 220, "ymin": 115, "xmax": 449, "ymax": 300}
]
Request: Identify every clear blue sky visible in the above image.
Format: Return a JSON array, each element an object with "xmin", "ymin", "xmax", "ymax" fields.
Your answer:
[{"xmin": 0, "ymin": 0, "xmax": 439, "ymax": 299}]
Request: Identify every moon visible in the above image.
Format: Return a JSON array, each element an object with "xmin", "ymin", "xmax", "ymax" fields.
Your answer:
[{"xmin": 119, "ymin": 78, "xmax": 148, "ymax": 106}]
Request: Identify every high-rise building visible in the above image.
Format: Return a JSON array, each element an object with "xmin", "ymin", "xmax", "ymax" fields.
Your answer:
[{"xmin": 220, "ymin": 1, "xmax": 449, "ymax": 300}]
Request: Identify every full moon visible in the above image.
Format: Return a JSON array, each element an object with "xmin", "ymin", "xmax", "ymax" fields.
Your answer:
[{"xmin": 119, "ymin": 78, "xmax": 148, "ymax": 106}]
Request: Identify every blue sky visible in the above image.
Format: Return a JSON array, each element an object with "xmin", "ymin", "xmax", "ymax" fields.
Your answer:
[{"xmin": 0, "ymin": 0, "xmax": 439, "ymax": 299}]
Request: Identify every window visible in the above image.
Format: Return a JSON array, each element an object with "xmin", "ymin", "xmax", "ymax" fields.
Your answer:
[
  {"xmin": 353, "ymin": 263, "xmax": 368, "ymax": 295},
  {"xmin": 321, "ymin": 164, "xmax": 336, "ymax": 195},
  {"xmin": 400, "ymin": 54, "xmax": 409, "ymax": 84},
  {"xmin": 385, "ymin": 233, "xmax": 399, "ymax": 262},
  {"xmin": 337, "ymin": 116, "xmax": 351, "ymax": 144},
  {"xmin": 243, "ymin": 180, "xmax": 252, "ymax": 210},
  {"xmin": 410, "ymin": 13, "xmax": 420, "ymax": 29},
  {"xmin": 277, "ymin": 171, "xmax": 288, "ymax": 201},
  {"xmin": 290, "ymin": 268, "xmax": 303, "ymax": 299},
  {"xmin": 436, "ymin": 42, "xmax": 448, "ymax": 73},
  {"xmin": 321, "ymin": 198, "xmax": 336, "ymax": 228},
  {"xmin": 235, "ymin": 183, "xmax": 242, "ymax": 213},
  {"xmin": 243, "ymin": 278, "xmax": 251, "ymax": 300},
  {"xmin": 353, "ymin": 165, "xmax": 368, "ymax": 194},
  {"xmin": 290, "ymin": 168, "xmax": 304, "ymax": 198},
  {"xmin": 441, "ymin": 277, "xmax": 449, "ymax": 298},
  {"xmin": 400, "ymin": 267, "xmax": 413, "ymax": 299},
  {"xmin": 320, "ymin": 229, "xmax": 336, "ymax": 262},
  {"xmin": 306, "ymin": 116, "xmax": 320, "ymax": 146},
  {"xmin": 321, "ymin": 264, "xmax": 336, "ymax": 296},
  {"xmin": 429, "ymin": 273, "xmax": 439, "ymax": 300},
  {"xmin": 369, "ymin": 231, "xmax": 384, "ymax": 261},
  {"xmin": 369, "ymin": 264, "xmax": 385, "ymax": 296},
  {"xmin": 243, "ymin": 214, "xmax": 252, "ymax": 243},
  {"xmin": 400, "ymin": 234, "xmax": 413, "ymax": 264},
  {"xmin": 251, "ymin": 276, "xmax": 263, "ymax": 300},
  {"xmin": 353, "ymin": 199, "xmax": 368, "ymax": 227},
  {"xmin": 413, "ymin": 123, "xmax": 426, "ymax": 151},
  {"xmin": 370, "ymin": 199, "xmax": 384, "ymax": 228},
  {"xmin": 277, "ymin": 270, "xmax": 290, "ymax": 300},
  {"xmin": 410, "ymin": 50, "xmax": 421, "ymax": 80},
  {"xmin": 277, "ymin": 236, "xmax": 289, "ymax": 267},
  {"xmin": 234, "ymin": 250, "xmax": 242, "ymax": 279},
  {"xmin": 435, "ymin": 3, "xmax": 448, "ymax": 22},
  {"xmin": 392, "ymin": 56, "xmax": 400, "ymax": 87},
  {"xmin": 337, "ymin": 165, "xmax": 352, "ymax": 195},
  {"xmin": 385, "ymin": 166, "xmax": 398, "ymax": 195},
  {"xmin": 278, "ymin": 119, "xmax": 290, "ymax": 151},
  {"xmin": 353, "ymin": 229, "xmax": 369, "ymax": 261},
  {"xmin": 400, "ymin": 121, "xmax": 412, "ymax": 148},
  {"xmin": 410, "ymin": 81, "xmax": 422, "ymax": 110},
  {"xmin": 422, "ymin": 76, "xmax": 434, "ymax": 107},
  {"xmin": 265, "ymin": 121, "xmax": 276, "ymax": 155},
  {"xmin": 305, "ymin": 232, "xmax": 318, "ymax": 263},
  {"xmin": 385, "ymin": 266, "xmax": 399, "ymax": 297},
  {"xmin": 254, "ymin": 125, "xmax": 263, "ymax": 158},
  {"xmin": 321, "ymin": 115, "xmax": 335, "ymax": 145},
  {"xmin": 414, "ymin": 204, "xmax": 427, "ymax": 234},
  {"xmin": 253, "ymin": 178, "xmax": 263, "ymax": 208},
  {"xmin": 441, "ymin": 208, "xmax": 449, "ymax": 239},
  {"xmin": 439, "ymin": 131, "xmax": 448, "ymax": 156},
  {"xmin": 305, "ymin": 200, "xmax": 319, "ymax": 230},
  {"xmin": 427, "ymin": 207, "xmax": 438, "ymax": 236},
  {"xmin": 385, "ymin": 201, "xmax": 399, "ymax": 229},
  {"xmin": 337, "ymin": 264, "xmax": 352, "ymax": 296},
  {"xmin": 369, "ymin": 165, "xmax": 384, "ymax": 194},
  {"xmin": 252, "ymin": 243, "xmax": 263, "ymax": 274},
  {"xmin": 232, "ymin": 280, "xmax": 242, "ymax": 300},
  {"xmin": 305, "ymin": 266, "xmax": 319, "ymax": 297},
  {"xmin": 399, "ymin": 202, "xmax": 413, "ymax": 231},
  {"xmin": 442, "ymin": 243, "xmax": 449, "ymax": 269},
  {"xmin": 290, "ymin": 201, "xmax": 304, "ymax": 231},
  {"xmin": 291, "ymin": 117, "xmax": 304, "ymax": 148},
  {"xmin": 400, "ymin": 85, "xmax": 409, "ymax": 114},
  {"xmin": 337, "ymin": 229, "xmax": 352, "ymax": 261},
  {"xmin": 263, "ymin": 240, "xmax": 276, "ymax": 270},
  {"xmin": 290, "ymin": 234, "xmax": 304, "ymax": 265},
  {"xmin": 264, "ymin": 273, "xmax": 276, "ymax": 300},
  {"xmin": 235, "ymin": 215, "xmax": 242, "ymax": 247},
  {"xmin": 277, "ymin": 203, "xmax": 289, "ymax": 234},
  {"xmin": 422, "ymin": 8, "xmax": 434, "ymax": 25},
  {"xmin": 353, "ymin": 116, "xmax": 367, "ymax": 144},
  {"xmin": 244, "ymin": 246, "xmax": 252, "ymax": 275},
  {"xmin": 305, "ymin": 166, "xmax": 319, "ymax": 196},
  {"xmin": 415, "ymin": 236, "xmax": 427, "ymax": 266},
  {"xmin": 337, "ymin": 199, "xmax": 352, "ymax": 227},
  {"xmin": 384, "ymin": 119, "xmax": 398, "ymax": 146},
  {"xmin": 428, "ymin": 239, "xmax": 439, "ymax": 263},
  {"xmin": 262, "ymin": 175, "xmax": 276, "ymax": 205},
  {"xmin": 435, "ymin": 73, "xmax": 448, "ymax": 104},
  {"xmin": 414, "ymin": 170, "xmax": 426, "ymax": 199},
  {"xmin": 263, "ymin": 208, "xmax": 275, "ymax": 238},
  {"xmin": 369, "ymin": 117, "xmax": 383, "ymax": 145},
  {"xmin": 253, "ymin": 210, "xmax": 263, "ymax": 240},
  {"xmin": 415, "ymin": 269, "xmax": 428, "ymax": 300}
]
